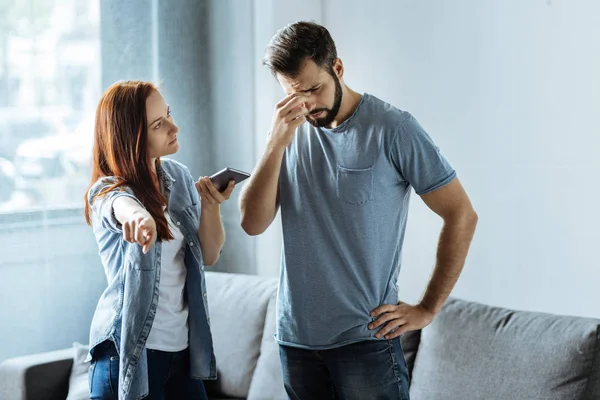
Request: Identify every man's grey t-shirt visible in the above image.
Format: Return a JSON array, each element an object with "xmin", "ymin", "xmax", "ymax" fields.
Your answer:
[{"xmin": 276, "ymin": 93, "xmax": 456, "ymax": 350}]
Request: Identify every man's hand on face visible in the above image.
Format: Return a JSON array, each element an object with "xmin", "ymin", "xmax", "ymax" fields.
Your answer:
[
  {"xmin": 368, "ymin": 302, "xmax": 436, "ymax": 339},
  {"xmin": 268, "ymin": 93, "xmax": 310, "ymax": 150}
]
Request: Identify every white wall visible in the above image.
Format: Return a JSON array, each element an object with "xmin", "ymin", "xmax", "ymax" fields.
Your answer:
[
  {"xmin": 210, "ymin": 0, "xmax": 599, "ymax": 319},
  {"xmin": 324, "ymin": 0, "xmax": 599, "ymax": 319}
]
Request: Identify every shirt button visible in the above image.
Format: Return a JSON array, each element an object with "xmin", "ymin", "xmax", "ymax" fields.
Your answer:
[
  {"xmin": 189, "ymin": 242, "xmax": 194, "ymax": 246},
  {"xmin": 203, "ymin": 292, "xmax": 207, "ymax": 297},
  {"xmin": 176, "ymin": 221, "xmax": 181, "ymax": 225}
]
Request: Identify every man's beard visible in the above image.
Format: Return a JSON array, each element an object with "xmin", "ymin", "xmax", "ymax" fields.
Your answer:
[{"xmin": 306, "ymin": 73, "xmax": 343, "ymax": 128}]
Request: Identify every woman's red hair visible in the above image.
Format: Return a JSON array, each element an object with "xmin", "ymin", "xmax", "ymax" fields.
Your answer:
[{"xmin": 84, "ymin": 80, "xmax": 173, "ymax": 241}]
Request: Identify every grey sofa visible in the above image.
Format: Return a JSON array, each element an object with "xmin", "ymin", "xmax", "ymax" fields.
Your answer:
[{"xmin": 1, "ymin": 271, "xmax": 599, "ymax": 399}]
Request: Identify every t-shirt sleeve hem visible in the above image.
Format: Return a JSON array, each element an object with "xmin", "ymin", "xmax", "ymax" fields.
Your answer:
[{"xmin": 415, "ymin": 170, "xmax": 457, "ymax": 196}]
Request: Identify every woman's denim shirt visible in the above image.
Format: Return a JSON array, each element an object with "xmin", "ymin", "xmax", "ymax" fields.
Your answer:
[{"xmin": 86, "ymin": 159, "xmax": 216, "ymax": 400}]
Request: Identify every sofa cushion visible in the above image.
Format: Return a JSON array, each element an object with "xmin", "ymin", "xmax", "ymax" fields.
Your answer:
[
  {"xmin": 204, "ymin": 272, "xmax": 278, "ymax": 399},
  {"xmin": 247, "ymin": 292, "xmax": 287, "ymax": 400},
  {"xmin": 410, "ymin": 298, "xmax": 600, "ymax": 400},
  {"xmin": 65, "ymin": 342, "xmax": 90, "ymax": 400},
  {"xmin": 0, "ymin": 348, "xmax": 73, "ymax": 400}
]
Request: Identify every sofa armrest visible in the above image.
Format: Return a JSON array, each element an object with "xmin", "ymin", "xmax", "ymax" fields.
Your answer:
[{"xmin": 0, "ymin": 348, "xmax": 74, "ymax": 400}]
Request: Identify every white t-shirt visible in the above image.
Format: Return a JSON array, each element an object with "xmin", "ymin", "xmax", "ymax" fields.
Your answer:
[{"xmin": 146, "ymin": 210, "xmax": 189, "ymax": 351}]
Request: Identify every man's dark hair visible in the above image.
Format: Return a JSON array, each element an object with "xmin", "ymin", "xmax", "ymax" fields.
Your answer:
[{"xmin": 263, "ymin": 21, "xmax": 338, "ymax": 78}]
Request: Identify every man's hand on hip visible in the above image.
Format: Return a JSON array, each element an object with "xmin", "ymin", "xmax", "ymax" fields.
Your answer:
[{"xmin": 368, "ymin": 302, "xmax": 435, "ymax": 339}]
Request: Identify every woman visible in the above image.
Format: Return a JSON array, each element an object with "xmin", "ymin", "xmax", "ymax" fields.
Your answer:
[{"xmin": 84, "ymin": 80, "xmax": 234, "ymax": 400}]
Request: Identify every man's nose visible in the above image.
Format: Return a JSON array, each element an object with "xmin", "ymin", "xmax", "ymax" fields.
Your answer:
[{"xmin": 302, "ymin": 101, "xmax": 315, "ymax": 112}]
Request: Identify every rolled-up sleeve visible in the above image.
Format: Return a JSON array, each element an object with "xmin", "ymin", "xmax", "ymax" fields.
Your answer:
[
  {"xmin": 87, "ymin": 177, "xmax": 145, "ymax": 233},
  {"xmin": 390, "ymin": 114, "xmax": 456, "ymax": 196}
]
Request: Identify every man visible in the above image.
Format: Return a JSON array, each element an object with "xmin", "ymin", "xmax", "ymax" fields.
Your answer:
[{"xmin": 239, "ymin": 21, "xmax": 478, "ymax": 400}]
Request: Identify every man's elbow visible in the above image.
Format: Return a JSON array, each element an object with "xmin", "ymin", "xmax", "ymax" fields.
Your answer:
[
  {"xmin": 463, "ymin": 208, "xmax": 479, "ymax": 229},
  {"xmin": 240, "ymin": 217, "xmax": 266, "ymax": 236},
  {"xmin": 239, "ymin": 198, "xmax": 260, "ymax": 236},
  {"xmin": 239, "ymin": 204, "xmax": 270, "ymax": 236},
  {"xmin": 204, "ymin": 259, "xmax": 217, "ymax": 267},
  {"xmin": 445, "ymin": 207, "xmax": 478, "ymax": 228},
  {"xmin": 203, "ymin": 252, "xmax": 220, "ymax": 266}
]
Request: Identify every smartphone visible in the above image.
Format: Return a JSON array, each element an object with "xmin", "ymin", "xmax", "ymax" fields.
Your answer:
[{"xmin": 209, "ymin": 167, "xmax": 251, "ymax": 192}]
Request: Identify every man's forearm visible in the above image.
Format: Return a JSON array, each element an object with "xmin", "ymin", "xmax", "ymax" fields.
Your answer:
[
  {"xmin": 198, "ymin": 203, "xmax": 224, "ymax": 266},
  {"xmin": 239, "ymin": 143, "xmax": 285, "ymax": 235},
  {"xmin": 419, "ymin": 212, "xmax": 478, "ymax": 314}
]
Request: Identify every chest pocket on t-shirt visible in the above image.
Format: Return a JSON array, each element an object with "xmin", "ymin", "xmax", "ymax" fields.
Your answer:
[{"xmin": 336, "ymin": 164, "xmax": 374, "ymax": 205}]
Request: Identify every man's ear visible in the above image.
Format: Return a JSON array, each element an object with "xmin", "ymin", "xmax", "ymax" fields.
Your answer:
[{"xmin": 332, "ymin": 58, "xmax": 344, "ymax": 79}]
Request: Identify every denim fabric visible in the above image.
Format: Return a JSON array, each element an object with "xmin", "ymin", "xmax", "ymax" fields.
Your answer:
[
  {"xmin": 279, "ymin": 337, "xmax": 410, "ymax": 400},
  {"xmin": 89, "ymin": 340, "xmax": 209, "ymax": 400},
  {"xmin": 144, "ymin": 348, "xmax": 209, "ymax": 400},
  {"xmin": 86, "ymin": 159, "xmax": 216, "ymax": 400}
]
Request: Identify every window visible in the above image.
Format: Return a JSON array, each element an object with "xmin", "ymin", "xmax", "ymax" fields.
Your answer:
[
  {"xmin": 0, "ymin": 0, "xmax": 99, "ymax": 213},
  {"xmin": 0, "ymin": 0, "xmax": 216, "ymax": 365}
]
